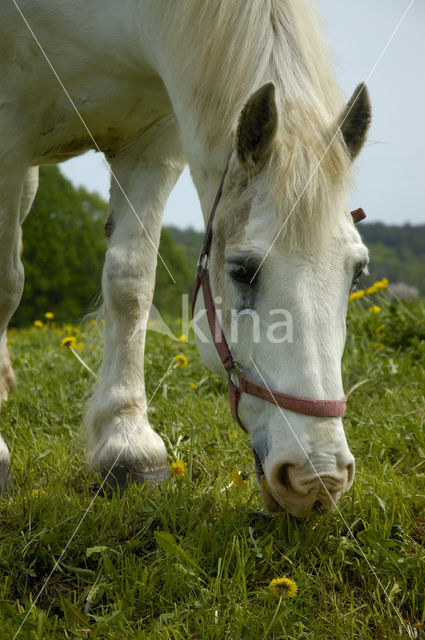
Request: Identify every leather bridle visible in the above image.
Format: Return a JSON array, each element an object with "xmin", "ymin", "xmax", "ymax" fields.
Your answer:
[{"xmin": 191, "ymin": 155, "xmax": 366, "ymax": 433}]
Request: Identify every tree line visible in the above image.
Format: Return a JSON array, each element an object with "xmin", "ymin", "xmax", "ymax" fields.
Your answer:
[
  {"xmin": 11, "ymin": 166, "xmax": 424, "ymax": 327},
  {"xmin": 13, "ymin": 166, "xmax": 190, "ymax": 326}
]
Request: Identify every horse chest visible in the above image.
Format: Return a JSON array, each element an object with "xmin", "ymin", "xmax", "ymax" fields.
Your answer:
[{"xmin": 32, "ymin": 73, "xmax": 172, "ymax": 164}]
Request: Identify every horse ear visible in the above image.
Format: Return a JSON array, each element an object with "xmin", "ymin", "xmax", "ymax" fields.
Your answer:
[
  {"xmin": 236, "ymin": 82, "xmax": 278, "ymax": 171},
  {"xmin": 339, "ymin": 83, "xmax": 371, "ymax": 160}
]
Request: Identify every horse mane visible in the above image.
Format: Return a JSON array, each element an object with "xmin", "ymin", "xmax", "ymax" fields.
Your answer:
[{"xmin": 169, "ymin": 0, "xmax": 353, "ymax": 246}]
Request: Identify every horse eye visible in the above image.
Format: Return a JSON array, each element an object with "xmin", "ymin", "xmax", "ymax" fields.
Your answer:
[
  {"xmin": 351, "ymin": 262, "xmax": 366, "ymax": 291},
  {"xmin": 227, "ymin": 257, "xmax": 259, "ymax": 285}
]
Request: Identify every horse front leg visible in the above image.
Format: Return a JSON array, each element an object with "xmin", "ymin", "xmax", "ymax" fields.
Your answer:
[
  {"xmin": 84, "ymin": 122, "xmax": 184, "ymax": 492},
  {"xmin": 0, "ymin": 167, "xmax": 38, "ymax": 404},
  {"xmin": 0, "ymin": 165, "xmax": 38, "ymax": 491}
]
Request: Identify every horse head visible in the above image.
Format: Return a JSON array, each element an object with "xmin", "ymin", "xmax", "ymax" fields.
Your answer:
[{"xmin": 193, "ymin": 82, "xmax": 371, "ymax": 517}]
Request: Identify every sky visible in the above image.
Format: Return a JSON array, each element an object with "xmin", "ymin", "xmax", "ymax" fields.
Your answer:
[{"xmin": 60, "ymin": 0, "xmax": 425, "ymax": 230}]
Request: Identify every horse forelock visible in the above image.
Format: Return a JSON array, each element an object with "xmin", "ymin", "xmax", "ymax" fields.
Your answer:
[
  {"xmin": 265, "ymin": 127, "xmax": 353, "ymax": 251},
  {"xmin": 215, "ymin": 130, "xmax": 352, "ymax": 256}
]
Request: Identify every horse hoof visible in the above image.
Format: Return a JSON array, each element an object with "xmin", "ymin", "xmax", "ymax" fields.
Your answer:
[{"xmin": 101, "ymin": 465, "xmax": 170, "ymax": 496}]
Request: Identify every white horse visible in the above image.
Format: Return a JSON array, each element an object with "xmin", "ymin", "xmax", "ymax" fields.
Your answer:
[{"xmin": 0, "ymin": 0, "xmax": 370, "ymax": 518}]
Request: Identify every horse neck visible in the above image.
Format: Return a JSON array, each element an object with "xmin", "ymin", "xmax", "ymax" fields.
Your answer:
[{"xmin": 147, "ymin": 0, "xmax": 343, "ymax": 219}]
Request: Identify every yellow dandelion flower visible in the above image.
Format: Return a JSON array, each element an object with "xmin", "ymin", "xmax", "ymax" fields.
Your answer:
[
  {"xmin": 369, "ymin": 305, "xmax": 381, "ymax": 314},
  {"xmin": 60, "ymin": 336, "xmax": 77, "ymax": 349},
  {"xmin": 366, "ymin": 284, "xmax": 378, "ymax": 295},
  {"xmin": 231, "ymin": 471, "xmax": 248, "ymax": 489},
  {"xmin": 31, "ymin": 488, "xmax": 46, "ymax": 499},
  {"xmin": 374, "ymin": 342, "xmax": 384, "ymax": 350},
  {"xmin": 349, "ymin": 290, "xmax": 364, "ymax": 302},
  {"xmin": 375, "ymin": 324, "xmax": 385, "ymax": 333},
  {"xmin": 178, "ymin": 334, "xmax": 188, "ymax": 342},
  {"xmin": 170, "ymin": 460, "xmax": 187, "ymax": 477},
  {"xmin": 189, "ymin": 383, "xmax": 196, "ymax": 390},
  {"xmin": 174, "ymin": 354, "xmax": 188, "ymax": 368},
  {"xmin": 64, "ymin": 324, "xmax": 74, "ymax": 335},
  {"xmin": 33, "ymin": 320, "xmax": 44, "ymax": 328},
  {"xmin": 44, "ymin": 312, "xmax": 54, "ymax": 320},
  {"xmin": 77, "ymin": 341, "xmax": 84, "ymax": 351},
  {"xmin": 268, "ymin": 577, "xmax": 298, "ymax": 599},
  {"xmin": 368, "ymin": 279, "xmax": 388, "ymax": 293}
]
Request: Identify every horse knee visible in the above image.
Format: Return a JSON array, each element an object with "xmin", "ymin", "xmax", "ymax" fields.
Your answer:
[{"xmin": 103, "ymin": 245, "xmax": 154, "ymax": 314}]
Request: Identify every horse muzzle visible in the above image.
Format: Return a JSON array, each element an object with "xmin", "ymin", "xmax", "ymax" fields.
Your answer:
[{"xmin": 252, "ymin": 440, "xmax": 355, "ymax": 518}]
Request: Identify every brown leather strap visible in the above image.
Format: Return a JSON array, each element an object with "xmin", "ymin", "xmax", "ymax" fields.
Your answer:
[
  {"xmin": 199, "ymin": 268, "xmax": 234, "ymax": 373},
  {"xmin": 199, "ymin": 155, "xmax": 232, "ymax": 262},
  {"xmin": 238, "ymin": 376, "xmax": 347, "ymax": 417},
  {"xmin": 228, "ymin": 380, "xmax": 247, "ymax": 432},
  {"xmin": 351, "ymin": 207, "xmax": 366, "ymax": 223}
]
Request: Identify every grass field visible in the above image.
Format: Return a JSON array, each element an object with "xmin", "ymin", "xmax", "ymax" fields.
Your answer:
[{"xmin": 0, "ymin": 287, "xmax": 424, "ymax": 639}]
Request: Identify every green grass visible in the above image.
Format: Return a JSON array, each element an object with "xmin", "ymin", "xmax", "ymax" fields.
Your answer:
[{"xmin": 1, "ymin": 291, "xmax": 424, "ymax": 639}]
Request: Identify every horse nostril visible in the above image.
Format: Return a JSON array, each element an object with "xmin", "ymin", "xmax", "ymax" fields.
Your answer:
[
  {"xmin": 313, "ymin": 499, "xmax": 323, "ymax": 513},
  {"xmin": 277, "ymin": 464, "xmax": 291, "ymax": 491},
  {"xmin": 346, "ymin": 462, "xmax": 355, "ymax": 487}
]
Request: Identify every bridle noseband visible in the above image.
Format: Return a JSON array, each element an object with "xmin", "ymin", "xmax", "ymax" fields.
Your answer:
[{"xmin": 191, "ymin": 155, "xmax": 366, "ymax": 433}]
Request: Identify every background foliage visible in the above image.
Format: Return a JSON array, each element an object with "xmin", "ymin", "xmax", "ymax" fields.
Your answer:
[
  {"xmin": 15, "ymin": 167, "xmax": 107, "ymax": 326},
  {"xmin": 14, "ymin": 168, "xmax": 191, "ymax": 327},
  {"xmin": 357, "ymin": 222, "xmax": 425, "ymax": 296},
  {"xmin": 14, "ymin": 167, "xmax": 425, "ymax": 328}
]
